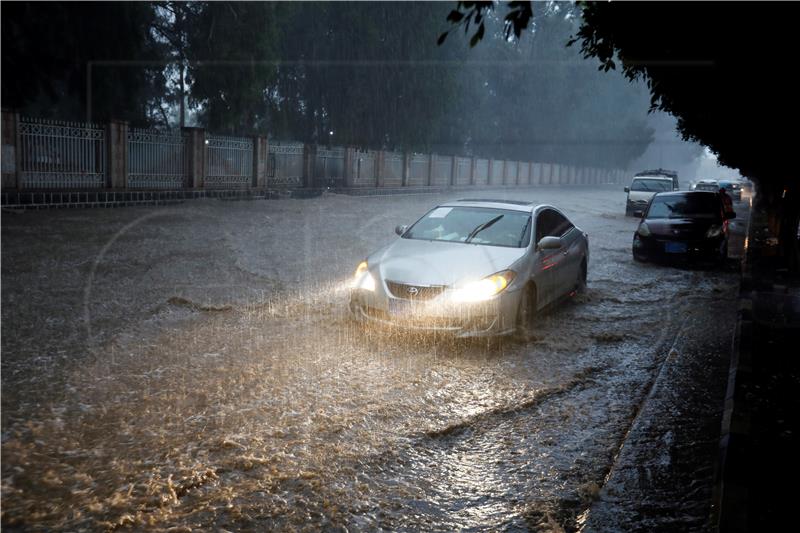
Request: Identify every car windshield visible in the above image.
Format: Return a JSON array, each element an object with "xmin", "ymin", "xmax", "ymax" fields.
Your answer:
[
  {"xmin": 631, "ymin": 178, "xmax": 673, "ymax": 192},
  {"xmin": 647, "ymin": 194, "xmax": 720, "ymax": 219},
  {"xmin": 404, "ymin": 206, "xmax": 531, "ymax": 248}
]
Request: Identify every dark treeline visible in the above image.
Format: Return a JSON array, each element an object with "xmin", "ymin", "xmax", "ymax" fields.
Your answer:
[{"xmin": 2, "ymin": 1, "xmax": 654, "ymax": 169}]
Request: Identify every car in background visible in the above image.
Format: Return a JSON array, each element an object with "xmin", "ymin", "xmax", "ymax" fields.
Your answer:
[
  {"xmin": 632, "ymin": 190, "xmax": 734, "ymax": 264},
  {"xmin": 350, "ymin": 199, "xmax": 589, "ymax": 338},
  {"xmin": 719, "ymin": 179, "xmax": 742, "ymax": 201},
  {"xmin": 624, "ymin": 175, "xmax": 675, "ymax": 216},
  {"xmin": 693, "ymin": 179, "xmax": 720, "ymax": 192},
  {"xmin": 634, "ymin": 168, "xmax": 680, "ymax": 190}
]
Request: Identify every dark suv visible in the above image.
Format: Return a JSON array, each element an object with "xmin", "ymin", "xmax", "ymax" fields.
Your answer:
[{"xmin": 632, "ymin": 191, "xmax": 734, "ymax": 264}]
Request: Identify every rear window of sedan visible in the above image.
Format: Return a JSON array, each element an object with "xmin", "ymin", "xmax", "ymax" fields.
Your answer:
[
  {"xmin": 404, "ymin": 206, "xmax": 531, "ymax": 248},
  {"xmin": 647, "ymin": 194, "xmax": 721, "ymax": 219},
  {"xmin": 631, "ymin": 178, "xmax": 673, "ymax": 192}
]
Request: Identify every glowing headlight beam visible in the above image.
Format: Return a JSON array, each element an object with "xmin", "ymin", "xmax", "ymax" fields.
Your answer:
[{"xmin": 353, "ymin": 261, "xmax": 375, "ymax": 291}]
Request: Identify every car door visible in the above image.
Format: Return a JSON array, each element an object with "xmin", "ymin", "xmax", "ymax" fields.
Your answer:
[
  {"xmin": 549, "ymin": 211, "xmax": 582, "ymax": 296},
  {"xmin": 531, "ymin": 209, "xmax": 561, "ymax": 307}
]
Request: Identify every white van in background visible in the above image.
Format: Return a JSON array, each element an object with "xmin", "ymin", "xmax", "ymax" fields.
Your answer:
[{"xmin": 624, "ymin": 176, "xmax": 675, "ymax": 216}]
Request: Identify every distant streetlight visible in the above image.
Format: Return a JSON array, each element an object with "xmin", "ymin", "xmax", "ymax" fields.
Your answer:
[{"xmin": 329, "ymin": 130, "xmax": 334, "ymax": 136}]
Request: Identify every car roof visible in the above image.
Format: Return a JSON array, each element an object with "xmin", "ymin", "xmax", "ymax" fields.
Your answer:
[
  {"xmin": 634, "ymin": 168, "xmax": 678, "ymax": 178},
  {"xmin": 654, "ymin": 190, "xmax": 718, "ymax": 198},
  {"xmin": 442, "ymin": 199, "xmax": 536, "ymax": 212}
]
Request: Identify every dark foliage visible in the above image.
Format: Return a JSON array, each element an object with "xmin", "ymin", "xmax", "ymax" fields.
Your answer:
[
  {"xmin": 444, "ymin": 0, "xmax": 800, "ymax": 269},
  {"xmin": 1, "ymin": 1, "xmax": 163, "ymax": 125}
]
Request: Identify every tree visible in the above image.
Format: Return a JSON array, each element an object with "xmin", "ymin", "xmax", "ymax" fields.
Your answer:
[
  {"xmin": 184, "ymin": 1, "xmax": 282, "ymax": 135},
  {"xmin": 443, "ymin": 1, "xmax": 800, "ymax": 270},
  {"xmin": 1, "ymin": 1, "xmax": 163, "ymax": 125}
]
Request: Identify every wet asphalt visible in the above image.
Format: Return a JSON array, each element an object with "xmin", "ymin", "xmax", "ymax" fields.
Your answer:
[{"xmin": 1, "ymin": 186, "xmax": 748, "ymax": 531}]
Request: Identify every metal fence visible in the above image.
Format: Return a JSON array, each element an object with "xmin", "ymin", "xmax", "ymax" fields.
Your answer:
[
  {"xmin": 383, "ymin": 151, "xmax": 403, "ymax": 187},
  {"xmin": 352, "ymin": 150, "xmax": 378, "ymax": 187},
  {"xmin": 205, "ymin": 134, "xmax": 253, "ymax": 188},
  {"xmin": 127, "ymin": 128, "xmax": 187, "ymax": 189},
  {"xmin": 18, "ymin": 117, "xmax": 105, "ymax": 188},
  {"xmin": 315, "ymin": 147, "xmax": 345, "ymax": 187},
  {"xmin": 3, "ymin": 112, "xmax": 626, "ymax": 193},
  {"xmin": 268, "ymin": 142, "xmax": 304, "ymax": 187}
]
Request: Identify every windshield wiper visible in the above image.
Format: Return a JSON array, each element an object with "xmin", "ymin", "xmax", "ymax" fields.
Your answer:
[{"xmin": 465, "ymin": 215, "xmax": 504, "ymax": 243}]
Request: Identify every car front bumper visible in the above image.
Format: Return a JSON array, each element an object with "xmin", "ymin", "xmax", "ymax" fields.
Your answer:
[{"xmin": 349, "ymin": 287, "xmax": 521, "ymax": 338}]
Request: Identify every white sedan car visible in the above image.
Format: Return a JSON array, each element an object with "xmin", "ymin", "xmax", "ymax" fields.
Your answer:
[{"xmin": 349, "ymin": 199, "xmax": 589, "ymax": 338}]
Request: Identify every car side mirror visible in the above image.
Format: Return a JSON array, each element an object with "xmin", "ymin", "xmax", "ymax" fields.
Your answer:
[
  {"xmin": 537, "ymin": 236, "xmax": 562, "ymax": 251},
  {"xmin": 624, "ymin": 186, "xmax": 630, "ymax": 193},
  {"xmin": 633, "ymin": 210, "xmax": 644, "ymax": 218},
  {"xmin": 395, "ymin": 224, "xmax": 408, "ymax": 236},
  {"xmin": 725, "ymin": 211, "xmax": 736, "ymax": 220}
]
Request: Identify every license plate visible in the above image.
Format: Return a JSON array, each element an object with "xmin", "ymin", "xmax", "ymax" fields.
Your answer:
[
  {"xmin": 388, "ymin": 299, "xmax": 415, "ymax": 317},
  {"xmin": 665, "ymin": 241, "xmax": 687, "ymax": 253}
]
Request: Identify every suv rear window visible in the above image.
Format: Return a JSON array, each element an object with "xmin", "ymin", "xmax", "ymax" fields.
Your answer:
[{"xmin": 630, "ymin": 178, "xmax": 673, "ymax": 192}]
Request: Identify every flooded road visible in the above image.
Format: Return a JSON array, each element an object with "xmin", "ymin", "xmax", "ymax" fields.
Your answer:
[{"xmin": 1, "ymin": 186, "xmax": 746, "ymax": 531}]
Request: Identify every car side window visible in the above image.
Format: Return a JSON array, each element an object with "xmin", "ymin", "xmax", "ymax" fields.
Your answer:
[
  {"xmin": 535, "ymin": 210, "xmax": 554, "ymax": 243},
  {"xmin": 550, "ymin": 211, "xmax": 574, "ymax": 237}
]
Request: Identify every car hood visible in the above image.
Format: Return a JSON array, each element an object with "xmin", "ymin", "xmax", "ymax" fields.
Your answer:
[
  {"xmin": 645, "ymin": 217, "xmax": 720, "ymax": 238},
  {"xmin": 370, "ymin": 238, "xmax": 527, "ymax": 286}
]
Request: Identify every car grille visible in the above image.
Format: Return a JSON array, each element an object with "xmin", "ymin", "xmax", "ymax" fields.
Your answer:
[{"xmin": 385, "ymin": 281, "xmax": 446, "ymax": 301}]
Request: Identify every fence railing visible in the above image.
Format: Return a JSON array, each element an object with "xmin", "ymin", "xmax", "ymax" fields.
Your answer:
[
  {"xmin": 205, "ymin": 134, "xmax": 253, "ymax": 188},
  {"xmin": 127, "ymin": 128, "xmax": 187, "ymax": 189},
  {"xmin": 17, "ymin": 117, "xmax": 106, "ymax": 189},
  {"xmin": 1, "ymin": 110, "xmax": 628, "ymax": 191}
]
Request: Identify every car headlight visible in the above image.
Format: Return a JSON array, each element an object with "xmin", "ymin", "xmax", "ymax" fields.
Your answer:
[
  {"xmin": 637, "ymin": 223, "xmax": 651, "ymax": 237},
  {"xmin": 353, "ymin": 261, "xmax": 375, "ymax": 291},
  {"xmin": 450, "ymin": 270, "xmax": 516, "ymax": 303},
  {"xmin": 705, "ymin": 225, "xmax": 723, "ymax": 238}
]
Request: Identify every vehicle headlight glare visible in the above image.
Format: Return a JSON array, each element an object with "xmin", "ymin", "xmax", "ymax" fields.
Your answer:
[
  {"xmin": 706, "ymin": 225, "xmax": 722, "ymax": 238},
  {"xmin": 451, "ymin": 270, "xmax": 516, "ymax": 302},
  {"xmin": 637, "ymin": 222, "xmax": 651, "ymax": 237},
  {"xmin": 353, "ymin": 261, "xmax": 375, "ymax": 291}
]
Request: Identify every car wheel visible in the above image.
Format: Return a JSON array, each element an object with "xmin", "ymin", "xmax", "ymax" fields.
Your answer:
[
  {"xmin": 633, "ymin": 251, "xmax": 646, "ymax": 263},
  {"xmin": 625, "ymin": 206, "xmax": 633, "ymax": 217},
  {"xmin": 576, "ymin": 258, "xmax": 588, "ymax": 293},
  {"xmin": 718, "ymin": 241, "xmax": 729, "ymax": 267},
  {"xmin": 514, "ymin": 284, "xmax": 536, "ymax": 341}
]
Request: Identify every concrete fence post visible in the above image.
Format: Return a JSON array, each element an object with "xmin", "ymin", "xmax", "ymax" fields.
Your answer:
[
  {"xmin": 1, "ymin": 110, "xmax": 19, "ymax": 190},
  {"xmin": 302, "ymin": 144, "xmax": 317, "ymax": 188},
  {"xmin": 182, "ymin": 127, "xmax": 205, "ymax": 188},
  {"xmin": 253, "ymin": 136, "xmax": 268, "ymax": 188},
  {"xmin": 402, "ymin": 151, "xmax": 410, "ymax": 187},
  {"xmin": 428, "ymin": 153, "xmax": 435, "ymax": 187},
  {"xmin": 450, "ymin": 155, "xmax": 457, "ymax": 187},
  {"xmin": 343, "ymin": 147, "xmax": 355, "ymax": 187},
  {"xmin": 106, "ymin": 120, "xmax": 128, "ymax": 189},
  {"xmin": 470, "ymin": 157, "xmax": 476, "ymax": 186},
  {"xmin": 376, "ymin": 150, "xmax": 385, "ymax": 188},
  {"xmin": 502, "ymin": 160, "xmax": 508, "ymax": 186}
]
